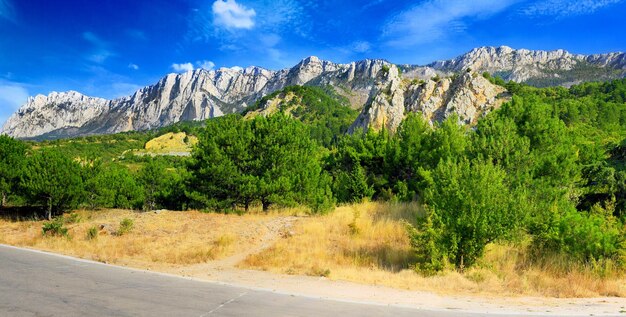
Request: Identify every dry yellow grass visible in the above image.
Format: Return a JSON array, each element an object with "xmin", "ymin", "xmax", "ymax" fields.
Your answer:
[
  {"xmin": 0, "ymin": 209, "xmax": 288, "ymax": 268},
  {"xmin": 1, "ymin": 202, "xmax": 624, "ymax": 298},
  {"xmin": 143, "ymin": 132, "xmax": 198, "ymax": 154},
  {"xmin": 241, "ymin": 201, "xmax": 626, "ymax": 298}
]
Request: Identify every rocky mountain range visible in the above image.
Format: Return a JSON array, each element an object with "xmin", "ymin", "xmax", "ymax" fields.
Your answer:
[{"xmin": 2, "ymin": 46, "xmax": 625, "ymax": 139}]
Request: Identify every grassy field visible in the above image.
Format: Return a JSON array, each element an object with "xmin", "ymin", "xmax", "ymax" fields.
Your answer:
[
  {"xmin": 1, "ymin": 202, "xmax": 624, "ymax": 298},
  {"xmin": 241, "ymin": 202, "xmax": 626, "ymax": 298},
  {"xmin": 142, "ymin": 132, "xmax": 198, "ymax": 154},
  {"xmin": 0, "ymin": 209, "xmax": 291, "ymax": 267}
]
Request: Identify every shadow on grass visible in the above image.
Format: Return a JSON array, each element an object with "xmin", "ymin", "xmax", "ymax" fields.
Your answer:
[
  {"xmin": 0, "ymin": 206, "xmax": 47, "ymax": 222},
  {"xmin": 370, "ymin": 201, "xmax": 424, "ymax": 226},
  {"xmin": 344, "ymin": 244, "xmax": 416, "ymax": 273}
]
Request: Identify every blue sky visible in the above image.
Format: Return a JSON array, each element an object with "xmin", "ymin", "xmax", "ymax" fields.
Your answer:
[{"xmin": 0, "ymin": 0, "xmax": 625, "ymax": 124}]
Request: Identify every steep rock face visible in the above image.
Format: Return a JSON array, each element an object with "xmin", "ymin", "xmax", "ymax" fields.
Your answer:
[
  {"xmin": 351, "ymin": 69, "xmax": 507, "ymax": 132},
  {"xmin": 350, "ymin": 66, "xmax": 405, "ymax": 132},
  {"xmin": 2, "ymin": 57, "xmax": 391, "ymax": 139},
  {"xmin": 409, "ymin": 72, "xmax": 506, "ymax": 125}
]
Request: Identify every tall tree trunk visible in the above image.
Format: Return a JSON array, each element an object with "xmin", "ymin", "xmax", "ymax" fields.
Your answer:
[
  {"xmin": 262, "ymin": 199, "xmax": 270, "ymax": 212},
  {"xmin": 47, "ymin": 197, "xmax": 52, "ymax": 221},
  {"xmin": 1, "ymin": 192, "xmax": 5, "ymax": 209}
]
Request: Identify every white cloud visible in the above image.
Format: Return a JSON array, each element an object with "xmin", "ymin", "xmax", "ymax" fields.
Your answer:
[
  {"xmin": 352, "ymin": 41, "xmax": 372, "ymax": 53},
  {"xmin": 82, "ymin": 32, "xmax": 115, "ymax": 64},
  {"xmin": 383, "ymin": 0, "xmax": 520, "ymax": 47},
  {"xmin": 212, "ymin": 0, "xmax": 256, "ymax": 30},
  {"xmin": 0, "ymin": 81, "xmax": 29, "ymax": 126},
  {"xmin": 197, "ymin": 60, "xmax": 215, "ymax": 70},
  {"xmin": 522, "ymin": 0, "xmax": 623, "ymax": 17},
  {"xmin": 128, "ymin": 63, "xmax": 139, "ymax": 70},
  {"xmin": 88, "ymin": 52, "xmax": 114, "ymax": 64},
  {"xmin": 171, "ymin": 62, "xmax": 195, "ymax": 72},
  {"xmin": 362, "ymin": 0, "xmax": 386, "ymax": 11},
  {"xmin": 172, "ymin": 60, "xmax": 217, "ymax": 72},
  {"xmin": 258, "ymin": 0, "xmax": 310, "ymax": 37}
]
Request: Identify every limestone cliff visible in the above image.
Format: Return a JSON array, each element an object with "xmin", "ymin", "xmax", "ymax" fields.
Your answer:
[{"xmin": 3, "ymin": 46, "xmax": 625, "ymax": 139}]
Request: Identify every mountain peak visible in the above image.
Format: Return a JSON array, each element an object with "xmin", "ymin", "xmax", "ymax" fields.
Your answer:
[
  {"xmin": 299, "ymin": 56, "xmax": 322, "ymax": 65},
  {"xmin": 4, "ymin": 46, "xmax": 626, "ymax": 139}
]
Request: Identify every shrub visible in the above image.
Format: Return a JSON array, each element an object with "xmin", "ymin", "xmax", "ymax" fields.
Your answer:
[
  {"xmin": 381, "ymin": 64, "xmax": 390, "ymax": 75},
  {"xmin": 42, "ymin": 219, "xmax": 68, "ymax": 237},
  {"xmin": 532, "ymin": 206, "xmax": 625, "ymax": 265},
  {"xmin": 86, "ymin": 226, "xmax": 98, "ymax": 240},
  {"xmin": 64, "ymin": 212, "xmax": 81, "ymax": 224},
  {"xmin": 409, "ymin": 159, "xmax": 523, "ymax": 272},
  {"xmin": 117, "ymin": 218, "xmax": 134, "ymax": 236}
]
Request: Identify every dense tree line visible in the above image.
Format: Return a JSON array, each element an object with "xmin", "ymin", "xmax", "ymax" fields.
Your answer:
[{"xmin": 1, "ymin": 80, "xmax": 626, "ymax": 272}]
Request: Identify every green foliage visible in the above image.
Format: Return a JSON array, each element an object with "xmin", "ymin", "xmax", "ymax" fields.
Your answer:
[
  {"xmin": 426, "ymin": 115, "xmax": 468, "ymax": 166},
  {"xmin": 117, "ymin": 218, "xmax": 134, "ymax": 236},
  {"xmin": 410, "ymin": 159, "xmax": 523, "ymax": 271},
  {"xmin": 0, "ymin": 135, "xmax": 27, "ymax": 207},
  {"xmin": 20, "ymin": 148, "xmax": 85, "ymax": 219},
  {"xmin": 42, "ymin": 219, "xmax": 68, "ymax": 237},
  {"xmin": 137, "ymin": 157, "xmax": 181, "ymax": 211},
  {"xmin": 84, "ymin": 162, "xmax": 144, "ymax": 210},
  {"xmin": 384, "ymin": 113, "xmax": 432, "ymax": 199},
  {"xmin": 29, "ymin": 130, "xmax": 152, "ymax": 163},
  {"xmin": 532, "ymin": 206, "xmax": 624, "ymax": 264},
  {"xmin": 245, "ymin": 85, "xmax": 358, "ymax": 146},
  {"xmin": 381, "ymin": 64, "xmax": 390, "ymax": 74},
  {"xmin": 482, "ymin": 72, "xmax": 506, "ymax": 86},
  {"xmin": 333, "ymin": 164, "xmax": 374, "ymax": 203},
  {"xmin": 188, "ymin": 114, "xmax": 333, "ymax": 212},
  {"xmin": 327, "ymin": 129, "xmax": 387, "ymax": 203}
]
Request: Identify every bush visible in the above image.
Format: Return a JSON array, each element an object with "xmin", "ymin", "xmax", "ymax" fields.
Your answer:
[
  {"xmin": 381, "ymin": 64, "xmax": 390, "ymax": 75},
  {"xmin": 86, "ymin": 226, "xmax": 98, "ymax": 240},
  {"xmin": 64, "ymin": 212, "xmax": 81, "ymax": 224},
  {"xmin": 533, "ymin": 206, "xmax": 625, "ymax": 265},
  {"xmin": 42, "ymin": 219, "xmax": 68, "ymax": 237},
  {"xmin": 409, "ymin": 159, "xmax": 523, "ymax": 272},
  {"xmin": 117, "ymin": 218, "xmax": 134, "ymax": 236}
]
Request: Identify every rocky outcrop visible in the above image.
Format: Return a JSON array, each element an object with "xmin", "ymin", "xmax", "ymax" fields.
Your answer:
[
  {"xmin": 350, "ymin": 68, "xmax": 507, "ymax": 132},
  {"xmin": 350, "ymin": 65, "xmax": 405, "ymax": 132},
  {"xmin": 407, "ymin": 72, "xmax": 507, "ymax": 125}
]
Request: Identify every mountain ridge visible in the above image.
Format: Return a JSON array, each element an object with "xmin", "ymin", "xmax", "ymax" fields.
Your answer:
[{"xmin": 3, "ymin": 46, "xmax": 626, "ymax": 139}]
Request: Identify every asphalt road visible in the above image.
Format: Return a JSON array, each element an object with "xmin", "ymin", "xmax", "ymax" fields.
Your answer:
[{"xmin": 0, "ymin": 245, "xmax": 561, "ymax": 317}]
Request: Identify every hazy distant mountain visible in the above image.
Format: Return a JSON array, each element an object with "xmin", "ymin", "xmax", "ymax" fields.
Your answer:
[
  {"xmin": 426, "ymin": 45, "xmax": 626, "ymax": 86},
  {"xmin": 2, "ymin": 46, "xmax": 625, "ymax": 139}
]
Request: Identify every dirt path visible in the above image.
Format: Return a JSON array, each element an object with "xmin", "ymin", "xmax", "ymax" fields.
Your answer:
[{"xmin": 172, "ymin": 216, "xmax": 297, "ymax": 272}]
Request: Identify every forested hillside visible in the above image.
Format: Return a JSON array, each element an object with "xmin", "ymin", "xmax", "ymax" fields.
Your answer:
[{"xmin": 2, "ymin": 80, "xmax": 626, "ymax": 274}]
